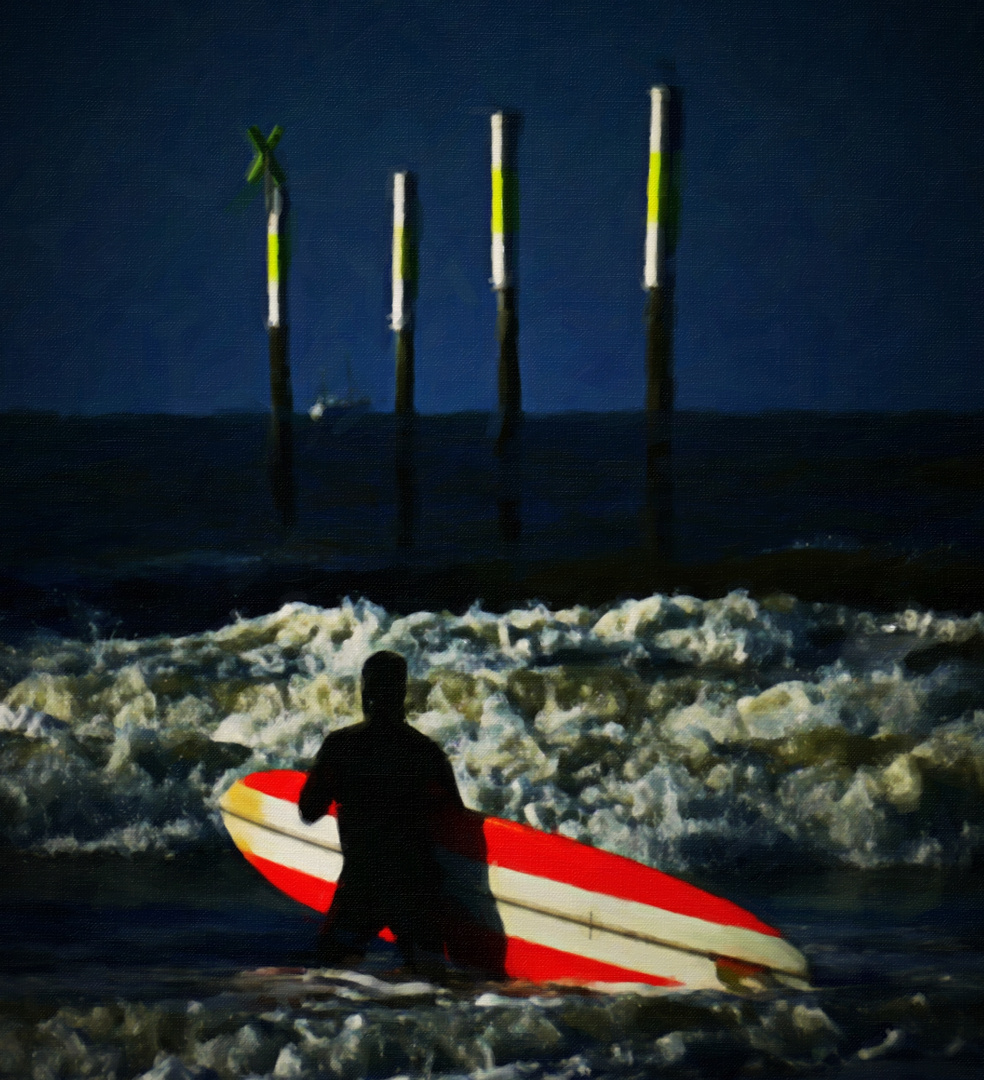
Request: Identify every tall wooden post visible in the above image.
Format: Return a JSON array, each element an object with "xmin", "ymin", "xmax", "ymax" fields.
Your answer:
[
  {"xmin": 644, "ymin": 86, "xmax": 675, "ymax": 458},
  {"xmin": 392, "ymin": 171, "xmax": 418, "ymax": 417},
  {"xmin": 391, "ymin": 172, "xmax": 418, "ymax": 547},
  {"xmin": 244, "ymin": 125, "xmax": 294, "ymax": 524},
  {"xmin": 267, "ymin": 183, "xmax": 295, "ymax": 526},
  {"xmin": 492, "ymin": 112, "xmax": 521, "ymax": 450}
]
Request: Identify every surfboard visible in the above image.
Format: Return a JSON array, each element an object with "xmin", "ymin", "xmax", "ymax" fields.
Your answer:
[{"xmin": 219, "ymin": 769, "xmax": 809, "ymax": 992}]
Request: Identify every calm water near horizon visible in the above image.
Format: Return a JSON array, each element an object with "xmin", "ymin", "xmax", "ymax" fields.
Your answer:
[{"xmin": 1, "ymin": 410, "xmax": 982, "ymax": 636}]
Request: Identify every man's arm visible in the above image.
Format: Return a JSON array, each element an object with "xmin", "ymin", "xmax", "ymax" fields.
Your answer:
[
  {"xmin": 430, "ymin": 746, "xmax": 465, "ymax": 811},
  {"xmin": 299, "ymin": 741, "xmax": 334, "ymax": 824}
]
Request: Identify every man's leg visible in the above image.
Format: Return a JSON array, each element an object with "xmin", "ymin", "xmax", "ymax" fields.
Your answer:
[
  {"xmin": 315, "ymin": 882, "xmax": 380, "ymax": 967},
  {"xmin": 388, "ymin": 882, "xmax": 449, "ymax": 978}
]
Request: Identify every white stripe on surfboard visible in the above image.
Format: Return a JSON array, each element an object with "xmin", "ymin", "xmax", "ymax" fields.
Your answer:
[
  {"xmin": 222, "ymin": 811, "xmax": 344, "ymax": 884},
  {"xmin": 220, "ymin": 782, "xmax": 806, "ymax": 978}
]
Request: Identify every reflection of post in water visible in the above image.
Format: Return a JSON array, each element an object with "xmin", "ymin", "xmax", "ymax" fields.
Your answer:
[
  {"xmin": 245, "ymin": 125, "xmax": 295, "ymax": 526},
  {"xmin": 495, "ymin": 413, "xmax": 523, "ymax": 544},
  {"xmin": 395, "ymin": 416, "xmax": 417, "ymax": 549},
  {"xmin": 645, "ymin": 414, "xmax": 674, "ymax": 559}
]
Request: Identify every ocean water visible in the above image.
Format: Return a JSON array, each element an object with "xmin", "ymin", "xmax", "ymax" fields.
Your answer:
[
  {"xmin": 1, "ymin": 411, "xmax": 982, "ymax": 638},
  {"xmin": 0, "ymin": 412, "xmax": 982, "ymax": 1078}
]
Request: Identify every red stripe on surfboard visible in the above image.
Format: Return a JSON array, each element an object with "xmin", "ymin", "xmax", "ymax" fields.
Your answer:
[
  {"xmin": 243, "ymin": 769, "xmax": 319, "ymax": 807},
  {"xmin": 243, "ymin": 854, "xmax": 397, "ymax": 942},
  {"xmin": 503, "ymin": 935, "xmax": 683, "ymax": 987},
  {"xmin": 244, "ymin": 850, "xmax": 338, "ymax": 913},
  {"xmin": 239, "ymin": 770, "xmax": 779, "ymax": 938}
]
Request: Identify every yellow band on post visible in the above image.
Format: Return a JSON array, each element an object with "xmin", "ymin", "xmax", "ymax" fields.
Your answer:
[
  {"xmin": 268, "ymin": 232, "xmax": 280, "ymax": 284},
  {"xmin": 647, "ymin": 151, "xmax": 662, "ymax": 224},
  {"xmin": 492, "ymin": 168, "xmax": 518, "ymax": 233},
  {"xmin": 492, "ymin": 167, "xmax": 504, "ymax": 234},
  {"xmin": 392, "ymin": 222, "xmax": 402, "ymax": 268}
]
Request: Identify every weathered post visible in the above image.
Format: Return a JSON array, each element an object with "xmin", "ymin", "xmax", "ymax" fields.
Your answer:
[
  {"xmin": 391, "ymin": 172, "xmax": 418, "ymax": 547},
  {"xmin": 246, "ymin": 125, "xmax": 295, "ymax": 526},
  {"xmin": 491, "ymin": 112, "xmax": 521, "ymax": 452},
  {"xmin": 643, "ymin": 86, "xmax": 681, "ymax": 558},
  {"xmin": 644, "ymin": 86, "xmax": 675, "ymax": 458},
  {"xmin": 267, "ymin": 184, "xmax": 295, "ymax": 526},
  {"xmin": 391, "ymin": 171, "xmax": 418, "ymax": 417}
]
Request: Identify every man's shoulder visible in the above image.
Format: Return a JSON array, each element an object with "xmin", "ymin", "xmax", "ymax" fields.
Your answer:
[
  {"xmin": 317, "ymin": 720, "xmax": 369, "ymax": 752},
  {"xmin": 322, "ymin": 718, "xmax": 447, "ymax": 759},
  {"xmin": 404, "ymin": 723, "xmax": 451, "ymax": 757}
]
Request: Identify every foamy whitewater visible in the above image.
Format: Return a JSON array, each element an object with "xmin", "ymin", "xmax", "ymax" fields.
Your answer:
[
  {"xmin": 2, "ymin": 591, "xmax": 983, "ymax": 1078},
  {"xmin": 2, "ymin": 590, "xmax": 982, "ymax": 869}
]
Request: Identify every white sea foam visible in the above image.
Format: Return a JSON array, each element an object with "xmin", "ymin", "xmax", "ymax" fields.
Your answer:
[
  {"xmin": 1, "ymin": 592, "xmax": 983, "ymax": 868},
  {"xmin": 0, "ymin": 988, "xmax": 860, "ymax": 1080}
]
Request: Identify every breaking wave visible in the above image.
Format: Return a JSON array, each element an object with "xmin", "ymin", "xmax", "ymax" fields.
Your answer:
[{"xmin": 2, "ymin": 591, "xmax": 983, "ymax": 870}]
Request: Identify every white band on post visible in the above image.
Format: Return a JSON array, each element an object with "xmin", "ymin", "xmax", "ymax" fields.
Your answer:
[{"xmin": 391, "ymin": 172, "xmax": 407, "ymax": 331}]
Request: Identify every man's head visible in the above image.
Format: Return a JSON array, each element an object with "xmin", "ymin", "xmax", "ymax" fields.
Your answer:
[{"xmin": 361, "ymin": 650, "xmax": 408, "ymax": 723}]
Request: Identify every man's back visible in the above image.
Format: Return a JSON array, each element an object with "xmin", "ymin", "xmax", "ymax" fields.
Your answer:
[{"xmin": 300, "ymin": 718, "xmax": 462, "ymax": 880}]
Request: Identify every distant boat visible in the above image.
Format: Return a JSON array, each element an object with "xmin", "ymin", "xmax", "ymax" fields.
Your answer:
[
  {"xmin": 308, "ymin": 360, "xmax": 371, "ymax": 421},
  {"xmin": 308, "ymin": 391, "xmax": 372, "ymax": 421}
]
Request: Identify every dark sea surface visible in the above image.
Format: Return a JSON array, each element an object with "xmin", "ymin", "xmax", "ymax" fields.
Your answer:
[
  {"xmin": 0, "ymin": 411, "xmax": 982, "ymax": 1078},
  {"xmin": 1, "ymin": 411, "xmax": 982, "ymax": 638}
]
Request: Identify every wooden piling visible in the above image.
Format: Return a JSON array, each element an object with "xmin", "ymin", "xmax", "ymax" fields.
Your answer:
[
  {"xmin": 266, "ymin": 182, "xmax": 295, "ymax": 525},
  {"xmin": 644, "ymin": 86, "xmax": 676, "ymax": 458},
  {"xmin": 392, "ymin": 171, "xmax": 418, "ymax": 417},
  {"xmin": 496, "ymin": 286, "xmax": 521, "ymax": 442},
  {"xmin": 395, "ymin": 329, "xmax": 415, "ymax": 417},
  {"xmin": 245, "ymin": 125, "xmax": 295, "ymax": 525},
  {"xmin": 491, "ymin": 112, "xmax": 521, "ymax": 449},
  {"xmin": 268, "ymin": 325, "xmax": 295, "ymax": 527},
  {"xmin": 644, "ymin": 285, "xmax": 673, "ymax": 455}
]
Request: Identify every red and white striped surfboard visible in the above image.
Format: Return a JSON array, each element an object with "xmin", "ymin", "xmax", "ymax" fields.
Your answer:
[{"xmin": 219, "ymin": 770, "xmax": 809, "ymax": 991}]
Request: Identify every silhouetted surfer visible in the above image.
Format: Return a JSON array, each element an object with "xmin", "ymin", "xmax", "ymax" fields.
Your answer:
[{"xmin": 299, "ymin": 650, "xmax": 463, "ymax": 973}]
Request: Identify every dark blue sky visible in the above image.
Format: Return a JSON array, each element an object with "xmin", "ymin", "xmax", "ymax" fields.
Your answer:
[{"xmin": 2, "ymin": 0, "xmax": 982, "ymax": 414}]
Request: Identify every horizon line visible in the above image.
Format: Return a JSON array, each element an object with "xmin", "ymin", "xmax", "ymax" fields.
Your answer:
[{"xmin": 4, "ymin": 407, "xmax": 983, "ymax": 420}]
